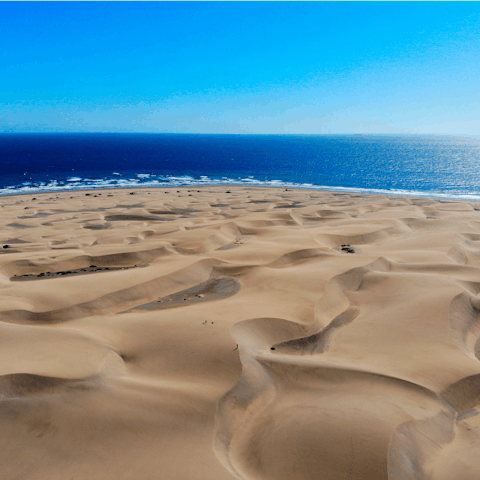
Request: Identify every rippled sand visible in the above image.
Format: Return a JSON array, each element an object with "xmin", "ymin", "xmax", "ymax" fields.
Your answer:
[{"xmin": 2, "ymin": 186, "xmax": 480, "ymax": 479}]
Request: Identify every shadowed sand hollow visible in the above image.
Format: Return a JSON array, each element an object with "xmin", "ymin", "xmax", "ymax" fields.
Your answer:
[{"xmin": 2, "ymin": 186, "xmax": 480, "ymax": 479}]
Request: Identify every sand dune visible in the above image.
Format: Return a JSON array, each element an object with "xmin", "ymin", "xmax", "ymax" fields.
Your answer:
[{"xmin": 2, "ymin": 186, "xmax": 480, "ymax": 479}]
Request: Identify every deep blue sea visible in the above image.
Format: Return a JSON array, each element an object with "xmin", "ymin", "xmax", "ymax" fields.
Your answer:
[{"xmin": 1, "ymin": 133, "xmax": 480, "ymax": 200}]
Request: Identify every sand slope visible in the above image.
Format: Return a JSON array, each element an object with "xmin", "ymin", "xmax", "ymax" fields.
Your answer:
[{"xmin": 1, "ymin": 186, "xmax": 480, "ymax": 479}]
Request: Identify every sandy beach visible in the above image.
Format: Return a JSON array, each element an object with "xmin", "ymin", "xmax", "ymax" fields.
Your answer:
[{"xmin": 1, "ymin": 185, "xmax": 480, "ymax": 479}]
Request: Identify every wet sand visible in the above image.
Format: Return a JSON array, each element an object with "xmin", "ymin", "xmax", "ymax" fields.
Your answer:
[{"xmin": 1, "ymin": 186, "xmax": 480, "ymax": 479}]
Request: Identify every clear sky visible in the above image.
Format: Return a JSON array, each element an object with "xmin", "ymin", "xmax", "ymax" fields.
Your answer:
[{"xmin": 1, "ymin": 2, "xmax": 480, "ymax": 134}]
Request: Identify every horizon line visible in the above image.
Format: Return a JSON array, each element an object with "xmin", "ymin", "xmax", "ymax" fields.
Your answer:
[{"xmin": 2, "ymin": 132, "xmax": 480, "ymax": 138}]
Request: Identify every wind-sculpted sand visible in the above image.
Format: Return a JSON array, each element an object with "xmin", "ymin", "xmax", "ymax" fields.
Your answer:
[{"xmin": 2, "ymin": 186, "xmax": 480, "ymax": 479}]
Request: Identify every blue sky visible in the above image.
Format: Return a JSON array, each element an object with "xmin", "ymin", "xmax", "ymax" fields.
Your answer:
[{"xmin": 1, "ymin": 2, "xmax": 480, "ymax": 134}]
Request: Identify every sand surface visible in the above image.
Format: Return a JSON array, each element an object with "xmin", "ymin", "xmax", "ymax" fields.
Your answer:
[{"xmin": 2, "ymin": 186, "xmax": 480, "ymax": 479}]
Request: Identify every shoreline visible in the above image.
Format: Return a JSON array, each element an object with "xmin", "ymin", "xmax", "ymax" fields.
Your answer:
[{"xmin": 2, "ymin": 182, "xmax": 480, "ymax": 204}]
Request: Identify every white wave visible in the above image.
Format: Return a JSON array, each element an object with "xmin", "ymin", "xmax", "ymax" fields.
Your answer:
[{"xmin": 2, "ymin": 173, "xmax": 480, "ymax": 202}]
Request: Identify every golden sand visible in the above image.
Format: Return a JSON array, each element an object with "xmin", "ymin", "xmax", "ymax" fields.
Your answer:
[{"xmin": 1, "ymin": 186, "xmax": 480, "ymax": 479}]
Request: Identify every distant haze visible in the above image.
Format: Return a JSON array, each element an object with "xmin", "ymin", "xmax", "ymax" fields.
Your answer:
[{"xmin": 1, "ymin": 2, "xmax": 480, "ymax": 134}]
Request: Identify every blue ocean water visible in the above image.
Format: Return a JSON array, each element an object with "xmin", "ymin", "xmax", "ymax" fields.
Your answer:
[{"xmin": 1, "ymin": 133, "xmax": 480, "ymax": 200}]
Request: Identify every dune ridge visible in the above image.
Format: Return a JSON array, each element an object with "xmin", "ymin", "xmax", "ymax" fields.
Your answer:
[{"xmin": 2, "ymin": 186, "xmax": 480, "ymax": 479}]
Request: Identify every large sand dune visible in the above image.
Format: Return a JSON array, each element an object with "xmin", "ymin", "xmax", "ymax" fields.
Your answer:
[{"xmin": 1, "ymin": 186, "xmax": 480, "ymax": 479}]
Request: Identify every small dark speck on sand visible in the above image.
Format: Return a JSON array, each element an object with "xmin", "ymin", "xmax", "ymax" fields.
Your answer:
[
  {"xmin": 3, "ymin": 245, "xmax": 9, "ymax": 249},
  {"xmin": 341, "ymin": 244, "xmax": 355, "ymax": 254}
]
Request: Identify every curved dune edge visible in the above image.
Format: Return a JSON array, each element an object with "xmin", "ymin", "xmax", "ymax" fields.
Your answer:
[{"xmin": 3, "ymin": 186, "xmax": 480, "ymax": 479}]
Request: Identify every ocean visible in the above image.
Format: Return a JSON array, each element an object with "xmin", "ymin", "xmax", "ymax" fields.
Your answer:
[{"xmin": 1, "ymin": 133, "xmax": 480, "ymax": 200}]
